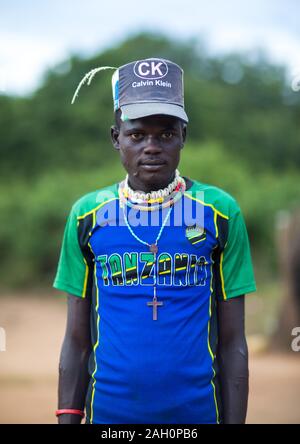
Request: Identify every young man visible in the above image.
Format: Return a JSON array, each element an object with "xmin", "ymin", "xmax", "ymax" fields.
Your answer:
[{"xmin": 53, "ymin": 58, "xmax": 256, "ymax": 424}]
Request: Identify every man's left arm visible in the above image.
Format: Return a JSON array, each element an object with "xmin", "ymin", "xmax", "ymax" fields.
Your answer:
[{"xmin": 217, "ymin": 295, "xmax": 249, "ymax": 424}]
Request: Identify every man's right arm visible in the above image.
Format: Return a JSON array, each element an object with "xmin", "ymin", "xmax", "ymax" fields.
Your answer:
[{"xmin": 57, "ymin": 293, "xmax": 92, "ymax": 424}]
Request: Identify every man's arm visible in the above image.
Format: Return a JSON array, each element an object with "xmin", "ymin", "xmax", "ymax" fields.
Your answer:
[
  {"xmin": 57, "ymin": 294, "xmax": 92, "ymax": 424},
  {"xmin": 217, "ymin": 295, "xmax": 249, "ymax": 424}
]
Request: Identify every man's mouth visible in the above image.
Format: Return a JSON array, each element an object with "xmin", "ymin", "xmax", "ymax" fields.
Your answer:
[
  {"xmin": 140, "ymin": 160, "xmax": 166, "ymax": 167},
  {"xmin": 140, "ymin": 163, "xmax": 165, "ymax": 171}
]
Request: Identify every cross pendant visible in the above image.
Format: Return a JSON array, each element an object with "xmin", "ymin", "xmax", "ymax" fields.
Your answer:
[{"xmin": 147, "ymin": 296, "xmax": 163, "ymax": 321}]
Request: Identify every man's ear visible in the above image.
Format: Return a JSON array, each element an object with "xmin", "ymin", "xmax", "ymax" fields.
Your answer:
[{"xmin": 111, "ymin": 125, "xmax": 120, "ymax": 150}]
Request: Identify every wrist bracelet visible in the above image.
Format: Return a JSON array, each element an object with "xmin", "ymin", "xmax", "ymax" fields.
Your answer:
[{"xmin": 56, "ymin": 409, "xmax": 85, "ymax": 418}]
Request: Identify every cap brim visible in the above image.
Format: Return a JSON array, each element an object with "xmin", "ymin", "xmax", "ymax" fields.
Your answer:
[{"xmin": 121, "ymin": 102, "xmax": 188, "ymax": 123}]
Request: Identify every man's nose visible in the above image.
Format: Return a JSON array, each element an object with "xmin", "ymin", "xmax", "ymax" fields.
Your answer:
[{"xmin": 143, "ymin": 136, "xmax": 162, "ymax": 153}]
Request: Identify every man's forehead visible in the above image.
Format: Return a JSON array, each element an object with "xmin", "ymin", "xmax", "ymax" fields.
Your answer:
[{"xmin": 121, "ymin": 114, "xmax": 182, "ymax": 129}]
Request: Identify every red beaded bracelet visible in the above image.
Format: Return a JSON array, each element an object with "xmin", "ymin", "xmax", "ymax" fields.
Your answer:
[{"xmin": 55, "ymin": 409, "xmax": 85, "ymax": 418}]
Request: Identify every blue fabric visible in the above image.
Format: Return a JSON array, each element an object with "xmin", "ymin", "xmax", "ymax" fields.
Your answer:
[{"xmin": 87, "ymin": 196, "xmax": 220, "ymax": 424}]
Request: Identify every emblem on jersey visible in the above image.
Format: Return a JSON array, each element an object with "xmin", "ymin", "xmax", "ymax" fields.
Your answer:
[{"xmin": 185, "ymin": 224, "xmax": 206, "ymax": 246}]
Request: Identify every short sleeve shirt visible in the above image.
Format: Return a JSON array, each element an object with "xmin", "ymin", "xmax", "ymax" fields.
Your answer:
[{"xmin": 53, "ymin": 178, "xmax": 256, "ymax": 424}]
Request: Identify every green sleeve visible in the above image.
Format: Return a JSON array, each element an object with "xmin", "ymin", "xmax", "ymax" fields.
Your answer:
[
  {"xmin": 53, "ymin": 206, "xmax": 90, "ymax": 298},
  {"xmin": 220, "ymin": 208, "xmax": 257, "ymax": 300}
]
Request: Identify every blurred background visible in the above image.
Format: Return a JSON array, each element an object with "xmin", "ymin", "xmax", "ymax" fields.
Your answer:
[{"xmin": 0, "ymin": 0, "xmax": 300, "ymax": 424}]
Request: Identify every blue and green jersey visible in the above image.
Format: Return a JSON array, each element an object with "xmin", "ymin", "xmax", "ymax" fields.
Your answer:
[{"xmin": 53, "ymin": 178, "xmax": 256, "ymax": 424}]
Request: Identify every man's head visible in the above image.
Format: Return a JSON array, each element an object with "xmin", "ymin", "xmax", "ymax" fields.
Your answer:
[
  {"xmin": 111, "ymin": 58, "xmax": 188, "ymax": 192},
  {"xmin": 70, "ymin": 57, "xmax": 188, "ymax": 192}
]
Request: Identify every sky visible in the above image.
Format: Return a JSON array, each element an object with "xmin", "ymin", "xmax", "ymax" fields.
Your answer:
[{"xmin": 0, "ymin": 0, "xmax": 299, "ymax": 95}]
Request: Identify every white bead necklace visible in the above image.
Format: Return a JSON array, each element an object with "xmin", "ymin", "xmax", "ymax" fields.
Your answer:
[{"xmin": 125, "ymin": 169, "xmax": 181, "ymax": 203}]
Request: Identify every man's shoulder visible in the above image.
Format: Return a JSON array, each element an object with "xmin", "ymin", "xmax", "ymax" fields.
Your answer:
[
  {"xmin": 187, "ymin": 178, "xmax": 241, "ymax": 219},
  {"xmin": 71, "ymin": 182, "xmax": 119, "ymax": 219}
]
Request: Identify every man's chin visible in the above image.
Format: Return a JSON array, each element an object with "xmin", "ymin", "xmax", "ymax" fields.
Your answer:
[{"xmin": 139, "ymin": 173, "xmax": 172, "ymax": 191}]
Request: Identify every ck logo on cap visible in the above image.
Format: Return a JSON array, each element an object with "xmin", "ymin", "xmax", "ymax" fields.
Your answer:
[{"xmin": 133, "ymin": 59, "xmax": 168, "ymax": 80}]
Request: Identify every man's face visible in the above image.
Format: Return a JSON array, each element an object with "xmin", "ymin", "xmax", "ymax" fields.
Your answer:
[{"xmin": 111, "ymin": 114, "xmax": 186, "ymax": 192}]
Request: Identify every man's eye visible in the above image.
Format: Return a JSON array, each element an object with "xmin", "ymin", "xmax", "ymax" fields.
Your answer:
[
  {"xmin": 131, "ymin": 133, "xmax": 143, "ymax": 141},
  {"xmin": 161, "ymin": 132, "xmax": 173, "ymax": 139}
]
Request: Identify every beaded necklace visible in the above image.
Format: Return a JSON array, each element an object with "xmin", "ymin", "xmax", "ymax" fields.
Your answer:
[
  {"xmin": 119, "ymin": 173, "xmax": 186, "ymax": 212},
  {"xmin": 124, "ymin": 169, "xmax": 181, "ymax": 203}
]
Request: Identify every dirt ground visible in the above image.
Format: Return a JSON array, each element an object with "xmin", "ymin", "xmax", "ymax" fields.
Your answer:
[{"xmin": 0, "ymin": 292, "xmax": 299, "ymax": 424}]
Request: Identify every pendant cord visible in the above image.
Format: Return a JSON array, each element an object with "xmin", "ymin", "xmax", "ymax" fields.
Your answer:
[{"xmin": 122, "ymin": 204, "xmax": 173, "ymax": 249}]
